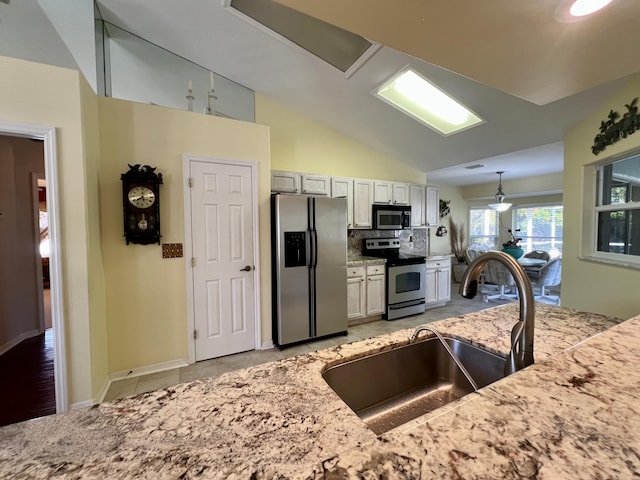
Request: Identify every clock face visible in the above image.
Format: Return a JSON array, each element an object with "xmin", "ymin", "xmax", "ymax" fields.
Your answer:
[{"xmin": 127, "ymin": 186, "xmax": 156, "ymax": 208}]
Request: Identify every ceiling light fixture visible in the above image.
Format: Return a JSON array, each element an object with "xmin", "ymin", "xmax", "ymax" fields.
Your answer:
[
  {"xmin": 570, "ymin": 0, "xmax": 613, "ymax": 16},
  {"xmin": 488, "ymin": 171, "xmax": 512, "ymax": 212},
  {"xmin": 555, "ymin": 0, "xmax": 614, "ymax": 22},
  {"xmin": 373, "ymin": 67, "xmax": 484, "ymax": 136}
]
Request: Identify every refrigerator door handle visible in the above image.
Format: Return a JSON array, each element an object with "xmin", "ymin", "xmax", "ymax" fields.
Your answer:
[{"xmin": 312, "ymin": 229, "xmax": 318, "ymax": 268}]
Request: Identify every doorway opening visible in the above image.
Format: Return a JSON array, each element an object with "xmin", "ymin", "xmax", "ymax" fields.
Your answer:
[{"xmin": 0, "ymin": 122, "xmax": 67, "ymax": 425}]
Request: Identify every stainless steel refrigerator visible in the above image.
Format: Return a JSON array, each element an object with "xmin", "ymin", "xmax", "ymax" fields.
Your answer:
[{"xmin": 271, "ymin": 194, "xmax": 348, "ymax": 347}]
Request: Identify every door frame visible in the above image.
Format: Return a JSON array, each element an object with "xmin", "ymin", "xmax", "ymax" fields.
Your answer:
[
  {"xmin": 182, "ymin": 154, "xmax": 262, "ymax": 364},
  {"xmin": 0, "ymin": 121, "xmax": 68, "ymax": 413}
]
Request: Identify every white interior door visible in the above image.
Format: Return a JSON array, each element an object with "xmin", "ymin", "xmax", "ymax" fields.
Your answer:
[{"xmin": 189, "ymin": 159, "xmax": 256, "ymax": 361}]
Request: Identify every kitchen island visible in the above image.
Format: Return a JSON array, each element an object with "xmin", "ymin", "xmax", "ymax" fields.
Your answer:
[{"xmin": 1, "ymin": 303, "xmax": 637, "ymax": 479}]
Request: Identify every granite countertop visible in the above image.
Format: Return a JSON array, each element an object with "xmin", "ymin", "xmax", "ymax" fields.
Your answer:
[
  {"xmin": 347, "ymin": 255, "xmax": 386, "ymax": 266},
  {"xmin": 0, "ymin": 303, "xmax": 635, "ymax": 479}
]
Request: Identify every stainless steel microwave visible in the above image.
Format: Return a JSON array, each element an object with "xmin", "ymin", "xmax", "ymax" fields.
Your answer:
[{"xmin": 372, "ymin": 204, "xmax": 411, "ymax": 230}]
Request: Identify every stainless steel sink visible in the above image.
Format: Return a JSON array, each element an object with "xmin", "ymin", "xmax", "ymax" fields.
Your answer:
[{"xmin": 322, "ymin": 337, "xmax": 506, "ymax": 434}]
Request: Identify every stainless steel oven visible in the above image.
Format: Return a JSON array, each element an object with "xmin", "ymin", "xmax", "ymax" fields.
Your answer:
[
  {"xmin": 363, "ymin": 238, "xmax": 426, "ymax": 320},
  {"xmin": 386, "ymin": 260, "xmax": 426, "ymax": 320}
]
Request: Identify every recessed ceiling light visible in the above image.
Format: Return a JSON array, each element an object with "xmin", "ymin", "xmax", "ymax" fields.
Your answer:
[
  {"xmin": 570, "ymin": 0, "xmax": 613, "ymax": 16},
  {"xmin": 373, "ymin": 67, "xmax": 484, "ymax": 136}
]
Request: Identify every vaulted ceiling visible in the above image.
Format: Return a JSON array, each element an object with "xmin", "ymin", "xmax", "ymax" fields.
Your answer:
[{"xmin": 8, "ymin": 0, "xmax": 640, "ymax": 185}]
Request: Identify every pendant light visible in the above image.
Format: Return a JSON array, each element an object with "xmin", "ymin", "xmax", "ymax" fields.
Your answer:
[{"xmin": 488, "ymin": 171, "xmax": 512, "ymax": 212}]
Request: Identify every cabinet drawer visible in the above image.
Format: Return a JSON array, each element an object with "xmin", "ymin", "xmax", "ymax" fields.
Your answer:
[
  {"xmin": 366, "ymin": 264, "xmax": 385, "ymax": 276},
  {"xmin": 347, "ymin": 266, "xmax": 365, "ymax": 278},
  {"xmin": 426, "ymin": 260, "xmax": 445, "ymax": 268}
]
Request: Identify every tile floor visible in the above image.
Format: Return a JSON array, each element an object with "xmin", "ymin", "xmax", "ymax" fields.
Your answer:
[{"xmin": 103, "ymin": 284, "xmax": 551, "ymax": 403}]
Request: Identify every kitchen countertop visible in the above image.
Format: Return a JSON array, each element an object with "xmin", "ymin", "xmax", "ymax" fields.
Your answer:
[
  {"xmin": 0, "ymin": 303, "xmax": 634, "ymax": 479},
  {"xmin": 347, "ymin": 255, "xmax": 386, "ymax": 266}
]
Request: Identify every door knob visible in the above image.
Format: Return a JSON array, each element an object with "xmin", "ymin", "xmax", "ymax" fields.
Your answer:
[{"xmin": 240, "ymin": 265, "xmax": 253, "ymax": 271}]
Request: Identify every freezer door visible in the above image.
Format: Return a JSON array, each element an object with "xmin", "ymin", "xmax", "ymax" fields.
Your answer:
[
  {"xmin": 273, "ymin": 195, "xmax": 311, "ymax": 345},
  {"xmin": 312, "ymin": 196, "xmax": 348, "ymax": 337}
]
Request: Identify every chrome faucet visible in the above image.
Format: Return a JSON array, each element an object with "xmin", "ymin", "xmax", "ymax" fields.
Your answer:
[{"xmin": 458, "ymin": 251, "xmax": 535, "ymax": 376}]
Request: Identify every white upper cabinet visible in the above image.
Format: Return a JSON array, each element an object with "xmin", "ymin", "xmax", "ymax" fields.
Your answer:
[
  {"xmin": 373, "ymin": 181, "xmax": 392, "ymax": 204},
  {"xmin": 373, "ymin": 181, "xmax": 410, "ymax": 205},
  {"xmin": 392, "ymin": 183, "xmax": 410, "ymax": 205},
  {"xmin": 353, "ymin": 179, "xmax": 373, "ymax": 228},
  {"xmin": 271, "ymin": 170, "xmax": 300, "ymax": 193},
  {"xmin": 426, "ymin": 186, "xmax": 440, "ymax": 227},
  {"xmin": 331, "ymin": 177, "xmax": 354, "ymax": 228},
  {"xmin": 410, "ymin": 184, "xmax": 426, "ymax": 227},
  {"xmin": 271, "ymin": 169, "xmax": 437, "ymax": 230},
  {"xmin": 301, "ymin": 174, "xmax": 330, "ymax": 196}
]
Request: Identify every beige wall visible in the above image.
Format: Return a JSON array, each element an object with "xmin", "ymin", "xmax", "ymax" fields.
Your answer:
[
  {"xmin": 80, "ymin": 76, "xmax": 110, "ymax": 399},
  {"xmin": 98, "ymin": 97, "xmax": 271, "ymax": 374},
  {"xmin": 563, "ymin": 74, "xmax": 640, "ymax": 320},
  {"xmin": 429, "ymin": 184, "xmax": 467, "ymax": 255},
  {"xmin": 0, "ymin": 55, "xmax": 98, "ymax": 405},
  {"xmin": 0, "ymin": 56, "xmax": 272, "ymax": 400},
  {"xmin": 255, "ymin": 94, "xmax": 426, "ymax": 183}
]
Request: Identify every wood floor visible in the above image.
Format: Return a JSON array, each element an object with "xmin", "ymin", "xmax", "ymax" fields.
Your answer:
[{"xmin": 0, "ymin": 329, "xmax": 55, "ymax": 427}]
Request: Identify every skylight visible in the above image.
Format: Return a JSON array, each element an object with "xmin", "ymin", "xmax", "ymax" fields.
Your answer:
[{"xmin": 373, "ymin": 68, "xmax": 484, "ymax": 136}]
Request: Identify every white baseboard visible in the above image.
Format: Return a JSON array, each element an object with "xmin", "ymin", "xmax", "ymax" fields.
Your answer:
[
  {"xmin": 260, "ymin": 340, "xmax": 274, "ymax": 350},
  {"xmin": 94, "ymin": 358, "xmax": 191, "ymax": 404},
  {"xmin": 109, "ymin": 357, "xmax": 190, "ymax": 382},
  {"xmin": 94, "ymin": 375, "xmax": 111, "ymax": 405},
  {"xmin": 0, "ymin": 329, "xmax": 41, "ymax": 357},
  {"xmin": 69, "ymin": 399, "xmax": 94, "ymax": 411}
]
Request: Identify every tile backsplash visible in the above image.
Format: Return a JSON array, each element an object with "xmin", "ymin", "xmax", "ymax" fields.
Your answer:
[{"xmin": 348, "ymin": 229, "xmax": 428, "ymax": 257}]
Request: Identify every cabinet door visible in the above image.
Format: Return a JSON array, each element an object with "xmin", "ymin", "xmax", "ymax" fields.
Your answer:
[
  {"xmin": 366, "ymin": 274, "xmax": 386, "ymax": 315},
  {"xmin": 301, "ymin": 174, "xmax": 330, "ymax": 196},
  {"xmin": 353, "ymin": 179, "xmax": 373, "ymax": 228},
  {"xmin": 392, "ymin": 183, "xmax": 410, "ymax": 205},
  {"xmin": 373, "ymin": 181, "xmax": 392, "ymax": 204},
  {"xmin": 424, "ymin": 266, "xmax": 438, "ymax": 304},
  {"xmin": 426, "ymin": 186, "xmax": 440, "ymax": 226},
  {"xmin": 437, "ymin": 265, "xmax": 451, "ymax": 302},
  {"xmin": 331, "ymin": 177, "xmax": 354, "ymax": 228},
  {"xmin": 271, "ymin": 170, "xmax": 300, "ymax": 193},
  {"xmin": 410, "ymin": 184, "xmax": 426, "ymax": 227},
  {"xmin": 347, "ymin": 276, "xmax": 366, "ymax": 319}
]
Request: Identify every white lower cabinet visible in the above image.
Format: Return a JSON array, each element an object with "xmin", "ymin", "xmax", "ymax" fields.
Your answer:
[
  {"xmin": 365, "ymin": 265, "xmax": 385, "ymax": 316},
  {"xmin": 347, "ymin": 264, "xmax": 385, "ymax": 321},
  {"xmin": 347, "ymin": 267, "xmax": 366, "ymax": 320},
  {"xmin": 425, "ymin": 258, "xmax": 451, "ymax": 308}
]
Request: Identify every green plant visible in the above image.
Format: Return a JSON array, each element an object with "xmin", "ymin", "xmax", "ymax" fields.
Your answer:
[{"xmin": 449, "ymin": 219, "xmax": 467, "ymax": 262}]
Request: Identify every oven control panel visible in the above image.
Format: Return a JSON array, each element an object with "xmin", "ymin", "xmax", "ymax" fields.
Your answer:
[{"xmin": 364, "ymin": 238, "xmax": 401, "ymax": 251}]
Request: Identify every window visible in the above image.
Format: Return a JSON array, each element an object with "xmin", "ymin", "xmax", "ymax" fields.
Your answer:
[
  {"xmin": 469, "ymin": 207, "xmax": 498, "ymax": 250},
  {"xmin": 595, "ymin": 152, "xmax": 640, "ymax": 258},
  {"xmin": 513, "ymin": 205, "xmax": 563, "ymax": 257}
]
